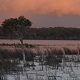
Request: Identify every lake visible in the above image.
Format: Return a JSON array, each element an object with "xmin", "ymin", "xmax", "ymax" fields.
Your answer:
[
  {"xmin": 0, "ymin": 40, "xmax": 80, "ymax": 47},
  {"xmin": 0, "ymin": 40, "xmax": 80, "ymax": 45}
]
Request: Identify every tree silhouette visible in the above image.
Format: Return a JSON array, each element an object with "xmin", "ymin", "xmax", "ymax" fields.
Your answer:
[{"xmin": 1, "ymin": 16, "xmax": 32, "ymax": 66}]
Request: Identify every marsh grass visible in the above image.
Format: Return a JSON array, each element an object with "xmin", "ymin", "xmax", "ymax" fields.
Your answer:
[
  {"xmin": 63, "ymin": 48, "xmax": 78, "ymax": 55},
  {"xmin": 0, "ymin": 47, "xmax": 80, "ymax": 80},
  {"xmin": 0, "ymin": 43, "xmax": 35, "ymax": 48},
  {"xmin": 45, "ymin": 49, "xmax": 63, "ymax": 68},
  {"xmin": 0, "ymin": 48, "xmax": 35, "ymax": 75},
  {"xmin": 0, "ymin": 47, "xmax": 79, "ymax": 62},
  {"xmin": 0, "ymin": 47, "xmax": 80, "ymax": 79},
  {"xmin": 0, "ymin": 48, "xmax": 35, "ymax": 61},
  {"xmin": 42, "ymin": 48, "xmax": 80, "ymax": 68}
]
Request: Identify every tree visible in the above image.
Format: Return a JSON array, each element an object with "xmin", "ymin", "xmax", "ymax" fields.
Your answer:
[{"xmin": 1, "ymin": 16, "xmax": 32, "ymax": 66}]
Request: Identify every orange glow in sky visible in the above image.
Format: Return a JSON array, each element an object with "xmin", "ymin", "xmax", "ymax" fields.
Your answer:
[
  {"xmin": 0, "ymin": 0, "xmax": 80, "ymax": 16},
  {"xmin": 0, "ymin": 0, "xmax": 80, "ymax": 27}
]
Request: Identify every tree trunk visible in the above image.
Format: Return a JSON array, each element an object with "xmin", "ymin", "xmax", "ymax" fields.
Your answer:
[
  {"xmin": 20, "ymin": 39, "xmax": 29, "ymax": 80},
  {"xmin": 20, "ymin": 39, "xmax": 26, "ymax": 65}
]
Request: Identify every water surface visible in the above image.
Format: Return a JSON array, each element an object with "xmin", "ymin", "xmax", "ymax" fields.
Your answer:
[{"xmin": 0, "ymin": 40, "xmax": 80, "ymax": 45}]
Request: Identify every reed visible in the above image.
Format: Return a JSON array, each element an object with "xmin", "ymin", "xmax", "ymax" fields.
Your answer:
[
  {"xmin": 64, "ymin": 48, "xmax": 78, "ymax": 55},
  {"xmin": 0, "ymin": 43, "xmax": 36, "ymax": 48},
  {"xmin": 0, "ymin": 48, "xmax": 35, "ymax": 61}
]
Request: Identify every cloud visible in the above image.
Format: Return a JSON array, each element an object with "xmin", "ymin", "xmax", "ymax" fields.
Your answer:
[{"xmin": 0, "ymin": 0, "xmax": 80, "ymax": 16}]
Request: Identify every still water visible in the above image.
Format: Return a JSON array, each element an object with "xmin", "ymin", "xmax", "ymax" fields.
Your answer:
[{"xmin": 0, "ymin": 40, "xmax": 80, "ymax": 46}]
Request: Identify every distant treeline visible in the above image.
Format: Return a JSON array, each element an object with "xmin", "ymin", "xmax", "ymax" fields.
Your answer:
[{"xmin": 0, "ymin": 27, "xmax": 80, "ymax": 40}]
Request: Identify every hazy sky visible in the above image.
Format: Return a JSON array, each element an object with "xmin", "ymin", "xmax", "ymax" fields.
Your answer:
[{"xmin": 0, "ymin": 0, "xmax": 80, "ymax": 28}]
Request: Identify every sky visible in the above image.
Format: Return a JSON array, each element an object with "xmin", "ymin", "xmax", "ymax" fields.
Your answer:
[{"xmin": 0, "ymin": 0, "xmax": 80, "ymax": 28}]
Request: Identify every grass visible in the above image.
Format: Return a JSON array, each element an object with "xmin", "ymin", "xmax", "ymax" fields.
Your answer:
[
  {"xmin": 63, "ymin": 48, "xmax": 78, "ymax": 55},
  {"xmin": 0, "ymin": 43, "xmax": 36, "ymax": 48},
  {"xmin": 0, "ymin": 47, "xmax": 80, "ymax": 78},
  {"xmin": 0, "ymin": 47, "xmax": 80, "ymax": 80},
  {"xmin": 0, "ymin": 47, "xmax": 79, "ymax": 61},
  {"xmin": 0, "ymin": 47, "xmax": 79, "ymax": 64},
  {"xmin": 45, "ymin": 49, "xmax": 63, "ymax": 68},
  {"xmin": 43, "ymin": 48, "xmax": 80, "ymax": 67},
  {"xmin": 0, "ymin": 48, "xmax": 35, "ymax": 74},
  {"xmin": 0, "ymin": 48, "xmax": 35, "ymax": 61}
]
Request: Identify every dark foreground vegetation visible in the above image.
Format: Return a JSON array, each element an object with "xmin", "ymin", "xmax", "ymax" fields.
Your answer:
[
  {"xmin": 0, "ymin": 48, "xmax": 35, "ymax": 61},
  {"xmin": 0, "ymin": 48, "xmax": 80, "ymax": 71},
  {"xmin": 0, "ymin": 48, "xmax": 80, "ymax": 79},
  {"xmin": 0, "ymin": 27, "xmax": 80, "ymax": 40},
  {"xmin": 0, "ymin": 48, "xmax": 80, "ymax": 63},
  {"xmin": 0, "ymin": 43, "xmax": 35, "ymax": 48}
]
